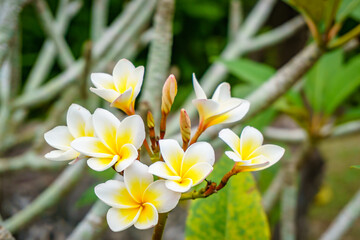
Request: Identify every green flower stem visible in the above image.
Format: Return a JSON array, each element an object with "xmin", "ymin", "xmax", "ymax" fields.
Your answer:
[{"xmin": 152, "ymin": 212, "xmax": 169, "ymax": 240}]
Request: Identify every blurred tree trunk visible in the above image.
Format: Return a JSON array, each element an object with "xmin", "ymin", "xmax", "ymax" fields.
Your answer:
[{"xmin": 296, "ymin": 148, "xmax": 326, "ymax": 240}]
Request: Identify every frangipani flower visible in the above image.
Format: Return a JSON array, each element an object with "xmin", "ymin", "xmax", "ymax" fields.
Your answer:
[
  {"xmin": 192, "ymin": 74, "xmax": 250, "ymax": 129},
  {"xmin": 219, "ymin": 127, "xmax": 285, "ymax": 171},
  {"xmin": 95, "ymin": 161, "xmax": 181, "ymax": 231},
  {"xmin": 44, "ymin": 104, "xmax": 94, "ymax": 162},
  {"xmin": 90, "ymin": 59, "xmax": 144, "ymax": 115},
  {"xmin": 149, "ymin": 139, "xmax": 215, "ymax": 193},
  {"xmin": 71, "ymin": 108, "xmax": 145, "ymax": 172}
]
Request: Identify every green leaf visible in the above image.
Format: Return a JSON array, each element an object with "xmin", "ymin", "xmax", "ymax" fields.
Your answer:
[
  {"xmin": 232, "ymin": 84, "xmax": 257, "ymax": 98},
  {"xmin": 351, "ymin": 165, "xmax": 360, "ymax": 169},
  {"xmin": 336, "ymin": 108, "xmax": 360, "ymax": 124},
  {"xmin": 351, "ymin": 3, "xmax": 360, "ymax": 21},
  {"xmin": 76, "ymin": 184, "xmax": 98, "ymax": 207},
  {"xmin": 220, "ymin": 59, "xmax": 275, "ymax": 85},
  {"xmin": 337, "ymin": 0, "xmax": 360, "ymax": 22},
  {"xmin": 185, "ymin": 157, "xmax": 270, "ymax": 240},
  {"xmin": 305, "ymin": 49, "xmax": 343, "ymax": 113},
  {"xmin": 324, "ymin": 54, "xmax": 360, "ymax": 114}
]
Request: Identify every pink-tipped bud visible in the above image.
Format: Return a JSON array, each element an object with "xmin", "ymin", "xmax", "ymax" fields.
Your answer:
[
  {"xmin": 161, "ymin": 74, "xmax": 178, "ymax": 115},
  {"xmin": 180, "ymin": 108, "xmax": 191, "ymax": 146}
]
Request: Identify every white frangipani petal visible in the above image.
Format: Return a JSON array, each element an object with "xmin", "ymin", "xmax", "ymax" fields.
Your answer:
[
  {"xmin": 148, "ymin": 162, "xmax": 181, "ymax": 181},
  {"xmin": 44, "ymin": 126, "xmax": 74, "ymax": 151},
  {"xmin": 92, "ymin": 108, "xmax": 120, "ymax": 150},
  {"xmin": 165, "ymin": 178, "xmax": 193, "ymax": 193},
  {"xmin": 143, "ymin": 180, "xmax": 181, "ymax": 213},
  {"xmin": 117, "ymin": 115, "xmax": 145, "ymax": 149},
  {"xmin": 250, "ymin": 144, "xmax": 285, "ymax": 169},
  {"xmin": 87, "ymin": 155, "xmax": 119, "ymax": 171},
  {"xmin": 240, "ymin": 126, "xmax": 264, "ymax": 158},
  {"xmin": 91, "ymin": 73, "xmax": 116, "ymax": 90},
  {"xmin": 124, "ymin": 161, "xmax": 153, "ymax": 203},
  {"xmin": 192, "ymin": 74, "xmax": 207, "ymax": 99},
  {"xmin": 90, "ymin": 87, "xmax": 119, "ymax": 103},
  {"xmin": 71, "ymin": 137, "xmax": 113, "ymax": 158},
  {"xmin": 182, "ymin": 142, "xmax": 215, "ymax": 174},
  {"xmin": 218, "ymin": 99, "xmax": 250, "ymax": 124},
  {"xmin": 134, "ymin": 203, "xmax": 158, "ymax": 229},
  {"xmin": 95, "ymin": 180, "xmax": 139, "ymax": 208},
  {"xmin": 225, "ymin": 151, "xmax": 242, "ymax": 162},
  {"xmin": 114, "ymin": 144, "xmax": 138, "ymax": 172},
  {"xmin": 212, "ymin": 82, "xmax": 231, "ymax": 102},
  {"xmin": 182, "ymin": 162, "xmax": 213, "ymax": 185},
  {"xmin": 66, "ymin": 104, "xmax": 92, "ymax": 138},
  {"xmin": 159, "ymin": 139, "xmax": 184, "ymax": 175},
  {"xmin": 45, "ymin": 149, "xmax": 79, "ymax": 161},
  {"xmin": 131, "ymin": 66, "xmax": 145, "ymax": 100},
  {"xmin": 219, "ymin": 128, "xmax": 240, "ymax": 154},
  {"xmin": 107, "ymin": 207, "xmax": 141, "ymax": 232},
  {"xmin": 112, "ymin": 59, "xmax": 135, "ymax": 89}
]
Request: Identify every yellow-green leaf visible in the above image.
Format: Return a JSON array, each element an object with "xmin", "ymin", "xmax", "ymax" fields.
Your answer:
[{"xmin": 185, "ymin": 157, "xmax": 270, "ymax": 240}]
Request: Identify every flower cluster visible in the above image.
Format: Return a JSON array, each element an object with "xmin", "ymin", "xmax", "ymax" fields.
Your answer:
[{"xmin": 44, "ymin": 59, "xmax": 285, "ymax": 232}]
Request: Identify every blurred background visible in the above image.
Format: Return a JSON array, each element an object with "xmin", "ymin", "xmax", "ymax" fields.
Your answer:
[{"xmin": 0, "ymin": 0, "xmax": 360, "ymax": 239}]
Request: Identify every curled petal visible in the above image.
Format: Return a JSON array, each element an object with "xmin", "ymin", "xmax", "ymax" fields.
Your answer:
[
  {"xmin": 45, "ymin": 149, "xmax": 79, "ymax": 161},
  {"xmin": 143, "ymin": 180, "xmax": 181, "ymax": 213},
  {"xmin": 219, "ymin": 100, "xmax": 250, "ymax": 125},
  {"xmin": 66, "ymin": 104, "xmax": 91, "ymax": 138},
  {"xmin": 92, "ymin": 108, "xmax": 120, "ymax": 151},
  {"xmin": 124, "ymin": 161, "xmax": 153, "ymax": 203},
  {"xmin": 90, "ymin": 87, "xmax": 119, "ymax": 103},
  {"xmin": 134, "ymin": 203, "xmax": 158, "ymax": 229},
  {"xmin": 44, "ymin": 126, "xmax": 74, "ymax": 150},
  {"xmin": 192, "ymin": 74, "xmax": 207, "ymax": 99},
  {"xmin": 225, "ymin": 151, "xmax": 242, "ymax": 162},
  {"xmin": 129, "ymin": 66, "xmax": 144, "ymax": 101},
  {"xmin": 110, "ymin": 87, "xmax": 133, "ymax": 111},
  {"xmin": 219, "ymin": 128, "xmax": 240, "ymax": 154},
  {"xmin": 91, "ymin": 73, "xmax": 116, "ymax": 90},
  {"xmin": 95, "ymin": 180, "xmax": 139, "ymax": 208},
  {"xmin": 165, "ymin": 178, "xmax": 193, "ymax": 193},
  {"xmin": 211, "ymin": 82, "xmax": 231, "ymax": 102},
  {"xmin": 159, "ymin": 139, "xmax": 184, "ymax": 175},
  {"xmin": 87, "ymin": 155, "xmax": 119, "ymax": 171},
  {"xmin": 240, "ymin": 126, "xmax": 264, "ymax": 158},
  {"xmin": 107, "ymin": 207, "xmax": 141, "ymax": 232},
  {"xmin": 148, "ymin": 162, "xmax": 181, "ymax": 181},
  {"xmin": 182, "ymin": 162, "xmax": 213, "ymax": 186},
  {"xmin": 182, "ymin": 142, "xmax": 215, "ymax": 175},
  {"xmin": 114, "ymin": 144, "xmax": 138, "ymax": 172},
  {"xmin": 71, "ymin": 137, "xmax": 113, "ymax": 158},
  {"xmin": 117, "ymin": 115, "xmax": 145, "ymax": 150},
  {"xmin": 236, "ymin": 155, "xmax": 269, "ymax": 172},
  {"xmin": 112, "ymin": 59, "xmax": 135, "ymax": 92},
  {"xmin": 192, "ymin": 99, "xmax": 219, "ymax": 122},
  {"xmin": 250, "ymin": 144, "xmax": 285, "ymax": 170}
]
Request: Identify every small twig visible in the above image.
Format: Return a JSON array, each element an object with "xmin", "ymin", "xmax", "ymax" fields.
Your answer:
[
  {"xmin": 3, "ymin": 161, "xmax": 86, "ymax": 233},
  {"xmin": 319, "ymin": 188, "xmax": 360, "ymax": 240},
  {"xmin": 0, "ymin": 58, "xmax": 11, "ymax": 143}
]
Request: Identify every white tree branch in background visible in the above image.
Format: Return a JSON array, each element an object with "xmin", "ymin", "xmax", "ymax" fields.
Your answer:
[
  {"xmin": 320, "ymin": 188, "xmax": 360, "ymax": 240},
  {"xmin": 167, "ymin": 14, "xmax": 305, "ymax": 135},
  {"xmin": 13, "ymin": 0, "xmax": 154, "ymax": 109},
  {"xmin": 141, "ymin": 0, "xmax": 176, "ymax": 121},
  {"xmin": 25, "ymin": 0, "xmax": 82, "ymax": 92},
  {"xmin": 91, "ymin": 0, "xmax": 109, "ymax": 42},
  {"xmin": 34, "ymin": 0, "xmax": 75, "ymax": 68},
  {"xmin": 3, "ymin": 161, "xmax": 86, "ymax": 233}
]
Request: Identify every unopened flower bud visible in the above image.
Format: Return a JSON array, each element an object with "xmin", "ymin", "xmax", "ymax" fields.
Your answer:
[
  {"xmin": 180, "ymin": 109, "xmax": 191, "ymax": 147},
  {"xmin": 161, "ymin": 74, "xmax": 177, "ymax": 115},
  {"xmin": 147, "ymin": 111, "xmax": 155, "ymax": 129}
]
